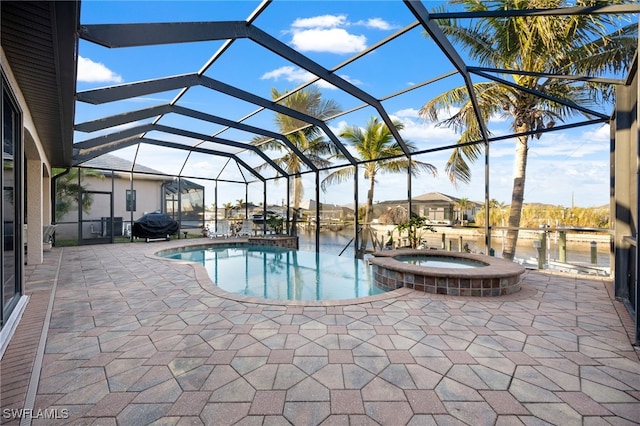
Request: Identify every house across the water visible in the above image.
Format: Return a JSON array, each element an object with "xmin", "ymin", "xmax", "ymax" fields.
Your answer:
[{"xmin": 372, "ymin": 192, "xmax": 481, "ymax": 225}]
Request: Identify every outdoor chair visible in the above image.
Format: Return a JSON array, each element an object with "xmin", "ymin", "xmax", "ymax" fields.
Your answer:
[
  {"xmin": 43, "ymin": 224, "xmax": 57, "ymax": 250},
  {"xmin": 209, "ymin": 221, "xmax": 230, "ymax": 238},
  {"xmin": 236, "ymin": 220, "xmax": 254, "ymax": 236}
]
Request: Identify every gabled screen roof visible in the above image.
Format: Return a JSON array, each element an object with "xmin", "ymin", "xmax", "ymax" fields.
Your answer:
[{"xmin": 73, "ymin": 1, "xmax": 639, "ymax": 194}]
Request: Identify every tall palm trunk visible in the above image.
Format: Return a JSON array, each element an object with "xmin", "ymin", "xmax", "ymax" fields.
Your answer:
[
  {"xmin": 290, "ymin": 175, "xmax": 302, "ymax": 237},
  {"xmin": 358, "ymin": 176, "xmax": 375, "ymax": 257},
  {"xmin": 503, "ymin": 133, "xmax": 528, "ymax": 260}
]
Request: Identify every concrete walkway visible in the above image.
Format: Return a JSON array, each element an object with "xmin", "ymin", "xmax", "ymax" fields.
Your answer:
[{"xmin": 1, "ymin": 239, "xmax": 638, "ymax": 425}]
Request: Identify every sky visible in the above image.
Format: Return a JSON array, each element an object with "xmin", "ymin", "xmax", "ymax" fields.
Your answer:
[{"xmin": 74, "ymin": 0, "xmax": 631, "ymax": 209}]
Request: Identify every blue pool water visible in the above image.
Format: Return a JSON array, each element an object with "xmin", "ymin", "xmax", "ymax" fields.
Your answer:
[
  {"xmin": 161, "ymin": 245, "xmax": 385, "ymax": 301},
  {"xmin": 394, "ymin": 255, "xmax": 486, "ymax": 269}
]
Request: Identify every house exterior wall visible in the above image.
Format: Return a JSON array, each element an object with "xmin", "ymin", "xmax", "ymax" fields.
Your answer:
[
  {"xmin": 1, "ymin": 46, "xmax": 50, "ymax": 348},
  {"xmin": 83, "ymin": 174, "xmax": 164, "ymax": 219},
  {"xmin": 56, "ymin": 173, "xmax": 165, "ymax": 240}
]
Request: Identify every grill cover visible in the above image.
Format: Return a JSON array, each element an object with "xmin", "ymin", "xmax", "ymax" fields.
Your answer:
[{"xmin": 132, "ymin": 212, "xmax": 179, "ymax": 238}]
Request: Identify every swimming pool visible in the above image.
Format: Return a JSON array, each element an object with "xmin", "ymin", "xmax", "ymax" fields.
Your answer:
[{"xmin": 160, "ymin": 244, "xmax": 385, "ymax": 301}]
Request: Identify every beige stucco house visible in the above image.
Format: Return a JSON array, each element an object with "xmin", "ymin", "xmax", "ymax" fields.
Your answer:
[
  {"xmin": 55, "ymin": 154, "xmax": 204, "ymax": 242},
  {"xmin": 372, "ymin": 192, "xmax": 481, "ymax": 225}
]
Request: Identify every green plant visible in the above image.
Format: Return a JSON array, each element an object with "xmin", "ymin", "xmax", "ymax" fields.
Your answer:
[
  {"xmin": 266, "ymin": 215, "xmax": 284, "ymax": 234},
  {"xmin": 396, "ymin": 216, "xmax": 435, "ymax": 249},
  {"xmin": 53, "ymin": 168, "xmax": 104, "ymax": 222}
]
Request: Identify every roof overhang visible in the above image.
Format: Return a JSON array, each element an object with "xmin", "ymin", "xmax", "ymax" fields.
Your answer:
[{"xmin": 1, "ymin": 1, "xmax": 79, "ymax": 166}]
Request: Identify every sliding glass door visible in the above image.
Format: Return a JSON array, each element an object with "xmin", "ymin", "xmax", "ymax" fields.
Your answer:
[{"xmin": 1, "ymin": 77, "xmax": 23, "ymax": 329}]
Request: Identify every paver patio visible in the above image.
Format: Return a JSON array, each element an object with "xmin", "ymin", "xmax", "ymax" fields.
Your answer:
[{"xmin": 1, "ymin": 238, "xmax": 638, "ymax": 425}]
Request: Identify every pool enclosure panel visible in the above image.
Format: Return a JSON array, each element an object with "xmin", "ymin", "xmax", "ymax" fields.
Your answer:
[
  {"xmin": 612, "ymin": 62, "xmax": 639, "ymax": 345},
  {"xmin": 79, "ymin": 191, "xmax": 115, "ymax": 245}
]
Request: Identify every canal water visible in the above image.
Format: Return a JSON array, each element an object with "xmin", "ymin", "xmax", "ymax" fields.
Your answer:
[{"xmin": 296, "ymin": 228, "xmax": 611, "ymax": 267}]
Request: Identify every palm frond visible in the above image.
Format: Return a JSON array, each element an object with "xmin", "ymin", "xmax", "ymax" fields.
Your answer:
[
  {"xmin": 445, "ymin": 147, "xmax": 473, "ymax": 185},
  {"xmin": 419, "ymin": 85, "xmax": 474, "ymax": 122},
  {"xmin": 252, "ymin": 87, "xmax": 343, "ymax": 176},
  {"xmin": 378, "ymin": 159, "xmax": 437, "ymax": 178},
  {"xmin": 320, "ymin": 167, "xmax": 355, "ymax": 192}
]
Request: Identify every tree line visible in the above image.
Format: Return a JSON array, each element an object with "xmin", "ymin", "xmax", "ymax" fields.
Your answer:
[{"xmin": 474, "ymin": 202, "xmax": 609, "ymax": 229}]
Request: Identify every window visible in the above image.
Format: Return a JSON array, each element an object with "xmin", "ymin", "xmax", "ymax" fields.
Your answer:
[
  {"xmin": 126, "ymin": 189, "xmax": 136, "ymax": 212},
  {"xmin": 1, "ymin": 77, "xmax": 23, "ymax": 328}
]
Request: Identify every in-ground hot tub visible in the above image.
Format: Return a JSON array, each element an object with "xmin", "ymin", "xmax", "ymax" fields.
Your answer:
[{"xmin": 369, "ymin": 249, "xmax": 525, "ymax": 296}]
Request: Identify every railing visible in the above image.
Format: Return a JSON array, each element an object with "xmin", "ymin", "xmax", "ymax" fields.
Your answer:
[{"xmin": 365, "ymin": 224, "xmax": 612, "ymax": 274}]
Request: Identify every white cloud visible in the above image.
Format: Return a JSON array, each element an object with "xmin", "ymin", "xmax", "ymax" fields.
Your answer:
[
  {"xmin": 77, "ymin": 56, "xmax": 123, "ymax": 83},
  {"xmin": 393, "ymin": 108, "xmax": 421, "ymax": 119},
  {"xmin": 292, "ymin": 15, "xmax": 347, "ymax": 29},
  {"xmin": 356, "ymin": 18, "xmax": 394, "ymax": 30},
  {"xmin": 523, "ymin": 158, "xmax": 608, "ymax": 206},
  {"xmin": 528, "ymin": 125, "xmax": 609, "ymax": 159},
  {"xmin": 291, "ymin": 28, "xmax": 367, "ymax": 54},
  {"xmin": 260, "ymin": 66, "xmax": 360, "ymax": 90},
  {"xmin": 339, "ymin": 74, "xmax": 362, "ymax": 86},
  {"xmin": 393, "ymin": 112, "xmax": 460, "ymax": 148},
  {"xmin": 580, "ymin": 123, "xmax": 610, "ymax": 143},
  {"xmin": 261, "ymin": 66, "xmax": 314, "ymax": 83},
  {"xmin": 286, "ymin": 14, "xmax": 394, "ymax": 55},
  {"xmin": 328, "ymin": 120, "xmax": 350, "ymax": 135}
]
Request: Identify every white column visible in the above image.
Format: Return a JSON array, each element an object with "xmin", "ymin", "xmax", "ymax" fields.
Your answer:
[{"xmin": 26, "ymin": 158, "xmax": 43, "ymax": 264}]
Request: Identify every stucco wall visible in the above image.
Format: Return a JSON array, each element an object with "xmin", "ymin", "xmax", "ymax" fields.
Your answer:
[
  {"xmin": 55, "ymin": 173, "xmax": 165, "ymax": 239},
  {"xmin": 2, "ymin": 46, "xmax": 52, "ymax": 264}
]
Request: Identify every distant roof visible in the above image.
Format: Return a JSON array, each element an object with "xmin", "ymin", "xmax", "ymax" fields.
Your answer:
[
  {"xmin": 82, "ymin": 153, "xmax": 165, "ymax": 175},
  {"xmin": 164, "ymin": 180, "xmax": 204, "ymax": 193},
  {"xmin": 379, "ymin": 192, "xmax": 479, "ymax": 205},
  {"xmin": 82, "ymin": 153, "xmax": 204, "ymax": 191},
  {"xmin": 413, "ymin": 192, "xmax": 463, "ymax": 203}
]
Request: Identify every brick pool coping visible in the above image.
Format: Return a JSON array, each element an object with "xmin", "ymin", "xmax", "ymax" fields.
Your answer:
[{"xmin": 369, "ymin": 249, "xmax": 525, "ymax": 296}]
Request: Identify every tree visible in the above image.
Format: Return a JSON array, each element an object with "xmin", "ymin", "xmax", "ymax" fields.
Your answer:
[
  {"xmin": 378, "ymin": 205, "xmax": 409, "ymax": 225},
  {"xmin": 253, "ymin": 87, "xmax": 342, "ymax": 233},
  {"xmin": 322, "ymin": 117, "xmax": 437, "ymax": 256},
  {"xmin": 396, "ymin": 215, "xmax": 435, "ymax": 249},
  {"xmin": 54, "ymin": 168, "xmax": 104, "ymax": 222},
  {"xmin": 455, "ymin": 197, "xmax": 470, "ymax": 224},
  {"xmin": 419, "ymin": 0, "xmax": 635, "ymax": 260},
  {"xmin": 222, "ymin": 202, "xmax": 233, "ymax": 219}
]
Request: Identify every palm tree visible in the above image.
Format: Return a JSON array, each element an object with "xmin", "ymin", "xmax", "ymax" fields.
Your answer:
[
  {"xmin": 254, "ymin": 87, "xmax": 341, "ymax": 233},
  {"xmin": 455, "ymin": 197, "xmax": 470, "ymax": 224},
  {"xmin": 419, "ymin": 0, "xmax": 635, "ymax": 260},
  {"xmin": 222, "ymin": 202, "xmax": 233, "ymax": 219},
  {"xmin": 322, "ymin": 117, "xmax": 437, "ymax": 256}
]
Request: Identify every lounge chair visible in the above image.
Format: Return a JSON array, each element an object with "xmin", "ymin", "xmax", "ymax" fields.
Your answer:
[
  {"xmin": 209, "ymin": 221, "xmax": 230, "ymax": 238},
  {"xmin": 43, "ymin": 224, "xmax": 57, "ymax": 250},
  {"xmin": 236, "ymin": 220, "xmax": 254, "ymax": 236}
]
